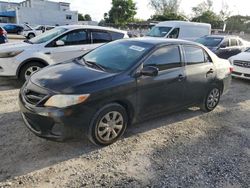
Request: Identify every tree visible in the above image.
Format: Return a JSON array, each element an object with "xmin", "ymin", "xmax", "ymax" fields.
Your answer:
[
  {"xmin": 78, "ymin": 13, "xmax": 92, "ymax": 21},
  {"xmin": 151, "ymin": 13, "xmax": 186, "ymax": 21},
  {"xmin": 192, "ymin": 11, "xmax": 223, "ymax": 29},
  {"xmin": 84, "ymin": 14, "xmax": 92, "ymax": 21},
  {"xmin": 107, "ymin": 0, "xmax": 137, "ymax": 26},
  {"xmin": 78, "ymin": 13, "xmax": 85, "ymax": 21},
  {"xmin": 149, "ymin": 0, "xmax": 181, "ymax": 15},
  {"xmin": 192, "ymin": 0, "xmax": 213, "ymax": 17}
]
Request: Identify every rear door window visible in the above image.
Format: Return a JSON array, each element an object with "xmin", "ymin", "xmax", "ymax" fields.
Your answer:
[
  {"xmin": 183, "ymin": 46, "xmax": 205, "ymax": 65},
  {"xmin": 110, "ymin": 32, "xmax": 125, "ymax": 40},
  {"xmin": 91, "ymin": 30, "xmax": 112, "ymax": 44},
  {"xmin": 230, "ymin": 38, "xmax": 238, "ymax": 46},
  {"xmin": 144, "ymin": 45, "xmax": 182, "ymax": 71}
]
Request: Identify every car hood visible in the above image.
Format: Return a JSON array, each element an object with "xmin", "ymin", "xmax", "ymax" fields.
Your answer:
[
  {"xmin": 30, "ymin": 60, "xmax": 117, "ymax": 94},
  {"xmin": 230, "ymin": 52, "xmax": 250, "ymax": 61},
  {"xmin": 0, "ymin": 41, "xmax": 31, "ymax": 52}
]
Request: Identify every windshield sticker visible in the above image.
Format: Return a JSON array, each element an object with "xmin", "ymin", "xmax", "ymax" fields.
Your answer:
[{"xmin": 129, "ymin": 45, "xmax": 145, "ymax": 52}]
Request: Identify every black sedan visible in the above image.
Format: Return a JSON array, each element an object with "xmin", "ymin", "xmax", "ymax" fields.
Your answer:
[
  {"xmin": 196, "ymin": 35, "xmax": 246, "ymax": 59},
  {"xmin": 19, "ymin": 38, "xmax": 232, "ymax": 146}
]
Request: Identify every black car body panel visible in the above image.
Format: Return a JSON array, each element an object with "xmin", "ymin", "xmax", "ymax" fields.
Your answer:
[
  {"xmin": 19, "ymin": 38, "xmax": 232, "ymax": 140},
  {"xmin": 196, "ymin": 35, "xmax": 246, "ymax": 59}
]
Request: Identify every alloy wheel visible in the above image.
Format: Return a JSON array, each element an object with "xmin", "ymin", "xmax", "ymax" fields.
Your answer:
[
  {"xmin": 207, "ymin": 88, "xmax": 220, "ymax": 110},
  {"xmin": 25, "ymin": 66, "xmax": 41, "ymax": 80},
  {"xmin": 97, "ymin": 111, "xmax": 124, "ymax": 142}
]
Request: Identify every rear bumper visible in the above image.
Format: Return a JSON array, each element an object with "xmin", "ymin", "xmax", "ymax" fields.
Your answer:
[
  {"xmin": 222, "ymin": 74, "xmax": 232, "ymax": 95},
  {"xmin": 19, "ymin": 92, "xmax": 95, "ymax": 141}
]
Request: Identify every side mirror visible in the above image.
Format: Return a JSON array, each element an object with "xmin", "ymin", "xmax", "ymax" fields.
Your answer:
[
  {"xmin": 56, "ymin": 40, "xmax": 65, "ymax": 47},
  {"xmin": 140, "ymin": 66, "xmax": 159, "ymax": 77}
]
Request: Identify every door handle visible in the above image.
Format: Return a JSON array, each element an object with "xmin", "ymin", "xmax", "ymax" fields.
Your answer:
[
  {"xmin": 178, "ymin": 74, "xmax": 185, "ymax": 81},
  {"xmin": 44, "ymin": 52, "xmax": 51, "ymax": 55}
]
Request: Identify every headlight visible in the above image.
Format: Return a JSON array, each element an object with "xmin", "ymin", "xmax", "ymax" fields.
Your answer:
[
  {"xmin": 0, "ymin": 50, "xmax": 23, "ymax": 58},
  {"xmin": 44, "ymin": 94, "xmax": 90, "ymax": 108}
]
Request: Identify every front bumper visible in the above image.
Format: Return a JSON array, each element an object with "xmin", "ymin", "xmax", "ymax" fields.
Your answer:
[
  {"xmin": 0, "ymin": 57, "xmax": 19, "ymax": 76},
  {"xmin": 232, "ymin": 66, "xmax": 250, "ymax": 80},
  {"xmin": 19, "ymin": 91, "xmax": 95, "ymax": 141}
]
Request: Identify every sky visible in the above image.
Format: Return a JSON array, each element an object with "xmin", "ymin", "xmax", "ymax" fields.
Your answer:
[{"xmin": 6, "ymin": 0, "xmax": 250, "ymax": 21}]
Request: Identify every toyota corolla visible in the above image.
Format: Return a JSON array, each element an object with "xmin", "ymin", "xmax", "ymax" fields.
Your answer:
[{"xmin": 19, "ymin": 38, "xmax": 232, "ymax": 146}]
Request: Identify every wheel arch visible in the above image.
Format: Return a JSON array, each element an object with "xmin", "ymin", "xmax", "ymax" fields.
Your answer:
[{"xmin": 16, "ymin": 58, "xmax": 49, "ymax": 78}]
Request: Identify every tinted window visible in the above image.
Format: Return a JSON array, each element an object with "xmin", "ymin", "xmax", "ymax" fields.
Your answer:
[
  {"xmin": 144, "ymin": 45, "xmax": 181, "ymax": 71},
  {"xmin": 59, "ymin": 30, "xmax": 87, "ymax": 45},
  {"xmin": 237, "ymin": 39, "xmax": 243, "ymax": 46},
  {"xmin": 92, "ymin": 31, "xmax": 111, "ymax": 43},
  {"xmin": 168, "ymin": 28, "xmax": 179, "ymax": 39},
  {"xmin": 184, "ymin": 46, "xmax": 205, "ymax": 65},
  {"xmin": 230, "ymin": 38, "xmax": 238, "ymax": 46},
  {"xmin": 110, "ymin": 32, "xmax": 124, "ymax": 40},
  {"xmin": 146, "ymin": 26, "xmax": 172, "ymax": 37},
  {"xmin": 84, "ymin": 41, "xmax": 154, "ymax": 72},
  {"xmin": 196, "ymin": 37, "xmax": 223, "ymax": 47},
  {"xmin": 221, "ymin": 39, "xmax": 229, "ymax": 47}
]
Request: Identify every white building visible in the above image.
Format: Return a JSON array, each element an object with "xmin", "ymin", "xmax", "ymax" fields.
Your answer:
[{"xmin": 0, "ymin": 0, "xmax": 78, "ymax": 26}]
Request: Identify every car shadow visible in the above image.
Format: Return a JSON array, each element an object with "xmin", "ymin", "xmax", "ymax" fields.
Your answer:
[{"xmin": 0, "ymin": 77, "xmax": 22, "ymax": 92}]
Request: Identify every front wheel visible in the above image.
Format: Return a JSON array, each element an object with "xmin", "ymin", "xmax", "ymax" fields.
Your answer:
[
  {"xmin": 19, "ymin": 62, "xmax": 45, "ymax": 83},
  {"xmin": 200, "ymin": 87, "xmax": 221, "ymax": 112},
  {"xmin": 88, "ymin": 103, "xmax": 128, "ymax": 146}
]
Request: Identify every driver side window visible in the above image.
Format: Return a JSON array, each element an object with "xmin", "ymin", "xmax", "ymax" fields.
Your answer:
[
  {"xmin": 168, "ymin": 28, "xmax": 179, "ymax": 39},
  {"xmin": 58, "ymin": 30, "xmax": 88, "ymax": 46}
]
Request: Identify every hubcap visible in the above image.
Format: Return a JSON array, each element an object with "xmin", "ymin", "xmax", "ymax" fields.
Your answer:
[
  {"xmin": 25, "ymin": 66, "xmax": 41, "ymax": 80},
  {"xmin": 207, "ymin": 88, "xmax": 220, "ymax": 109},
  {"xmin": 97, "ymin": 111, "xmax": 124, "ymax": 142}
]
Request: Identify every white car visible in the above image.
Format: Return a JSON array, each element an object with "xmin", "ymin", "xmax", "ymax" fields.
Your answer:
[
  {"xmin": 0, "ymin": 25, "xmax": 128, "ymax": 82},
  {"xmin": 22, "ymin": 25, "xmax": 55, "ymax": 39},
  {"xmin": 229, "ymin": 48, "xmax": 250, "ymax": 80}
]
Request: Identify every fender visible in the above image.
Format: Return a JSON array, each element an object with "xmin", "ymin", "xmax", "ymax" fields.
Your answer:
[{"xmin": 16, "ymin": 58, "xmax": 49, "ymax": 78}]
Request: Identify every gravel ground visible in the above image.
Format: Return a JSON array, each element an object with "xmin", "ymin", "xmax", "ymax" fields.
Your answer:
[{"xmin": 0, "ymin": 77, "xmax": 249, "ymax": 188}]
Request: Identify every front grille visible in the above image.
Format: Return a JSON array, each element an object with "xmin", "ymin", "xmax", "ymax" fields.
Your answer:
[
  {"xmin": 23, "ymin": 89, "xmax": 47, "ymax": 105},
  {"xmin": 232, "ymin": 71, "xmax": 242, "ymax": 76},
  {"xmin": 234, "ymin": 60, "xmax": 250, "ymax": 68}
]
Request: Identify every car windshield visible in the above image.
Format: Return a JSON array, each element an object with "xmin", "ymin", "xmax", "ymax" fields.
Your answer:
[
  {"xmin": 83, "ymin": 40, "xmax": 154, "ymax": 72},
  {"xmin": 146, "ymin": 26, "xmax": 172, "ymax": 37},
  {"xmin": 29, "ymin": 27, "xmax": 67, "ymax": 44},
  {"xmin": 196, "ymin": 37, "xmax": 223, "ymax": 47}
]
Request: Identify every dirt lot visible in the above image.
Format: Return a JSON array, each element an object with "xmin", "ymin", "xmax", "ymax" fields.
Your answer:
[{"xmin": 0, "ymin": 77, "xmax": 249, "ymax": 188}]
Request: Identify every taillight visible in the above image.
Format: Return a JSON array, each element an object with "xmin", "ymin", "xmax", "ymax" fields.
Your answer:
[{"xmin": 0, "ymin": 30, "xmax": 4, "ymax": 35}]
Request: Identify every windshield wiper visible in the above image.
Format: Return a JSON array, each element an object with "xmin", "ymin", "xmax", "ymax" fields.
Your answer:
[{"xmin": 82, "ymin": 58, "xmax": 106, "ymax": 71}]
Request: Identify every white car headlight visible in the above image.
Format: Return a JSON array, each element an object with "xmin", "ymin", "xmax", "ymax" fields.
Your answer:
[
  {"xmin": 44, "ymin": 94, "xmax": 90, "ymax": 108},
  {"xmin": 0, "ymin": 50, "xmax": 23, "ymax": 58}
]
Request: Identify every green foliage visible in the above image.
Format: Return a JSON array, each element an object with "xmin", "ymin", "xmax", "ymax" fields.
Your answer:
[
  {"xmin": 192, "ymin": 0, "xmax": 213, "ymax": 17},
  {"xmin": 192, "ymin": 11, "xmax": 223, "ymax": 29},
  {"xmin": 151, "ymin": 13, "xmax": 186, "ymax": 21},
  {"xmin": 226, "ymin": 15, "xmax": 250, "ymax": 33},
  {"xmin": 106, "ymin": 0, "xmax": 137, "ymax": 26},
  {"xmin": 78, "ymin": 13, "xmax": 92, "ymax": 21}
]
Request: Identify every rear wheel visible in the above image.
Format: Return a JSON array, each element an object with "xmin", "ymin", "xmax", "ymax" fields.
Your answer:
[
  {"xmin": 88, "ymin": 103, "xmax": 128, "ymax": 146},
  {"xmin": 201, "ymin": 87, "xmax": 221, "ymax": 112},
  {"xmin": 19, "ymin": 62, "xmax": 45, "ymax": 83}
]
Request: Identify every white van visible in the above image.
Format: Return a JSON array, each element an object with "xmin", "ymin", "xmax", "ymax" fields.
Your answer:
[{"xmin": 146, "ymin": 21, "xmax": 211, "ymax": 41}]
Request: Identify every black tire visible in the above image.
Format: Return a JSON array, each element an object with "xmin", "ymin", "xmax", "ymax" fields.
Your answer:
[
  {"xmin": 200, "ymin": 86, "xmax": 221, "ymax": 112},
  {"xmin": 19, "ymin": 62, "xmax": 45, "ymax": 83},
  {"xmin": 88, "ymin": 103, "xmax": 128, "ymax": 146},
  {"xmin": 28, "ymin": 33, "xmax": 35, "ymax": 39}
]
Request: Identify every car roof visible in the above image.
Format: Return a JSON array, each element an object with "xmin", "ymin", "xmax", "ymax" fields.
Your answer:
[
  {"xmin": 205, "ymin": 35, "xmax": 240, "ymax": 39},
  {"xmin": 58, "ymin": 25, "xmax": 127, "ymax": 34},
  {"xmin": 123, "ymin": 37, "xmax": 202, "ymax": 47}
]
